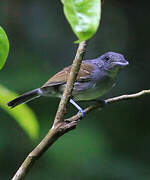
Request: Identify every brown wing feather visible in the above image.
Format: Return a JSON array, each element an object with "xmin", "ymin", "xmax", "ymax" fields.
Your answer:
[{"xmin": 42, "ymin": 63, "xmax": 93, "ymax": 87}]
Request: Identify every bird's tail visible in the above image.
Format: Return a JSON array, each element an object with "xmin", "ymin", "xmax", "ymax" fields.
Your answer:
[{"xmin": 7, "ymin": 88, "xmax": 41, "ymax": 108}]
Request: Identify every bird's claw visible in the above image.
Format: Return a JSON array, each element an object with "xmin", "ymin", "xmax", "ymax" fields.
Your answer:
[{"xmin": 77, "ymin": 109, "xmax": 85, "ymax": 121}]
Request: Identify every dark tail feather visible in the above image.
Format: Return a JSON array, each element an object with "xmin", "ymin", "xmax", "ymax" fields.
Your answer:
[{"xmin": 7, "ymin": 88, "xmax": 41, "ymax": 108}]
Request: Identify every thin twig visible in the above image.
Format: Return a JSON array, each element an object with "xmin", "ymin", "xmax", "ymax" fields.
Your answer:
[
  {"xmin": 106, "ymin": 89, "xmax": 150, "ymax": 103},
  {"xmin": 12, "ymin": 41, "xmax": 87, "ymax": 180},
  {"xmin": 67, "ymin": 89, "xmax": 150, "ymax": 122}
]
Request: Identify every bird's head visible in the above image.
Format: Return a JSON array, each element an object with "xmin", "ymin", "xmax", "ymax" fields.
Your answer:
[{"xmin": 98, "ymin": 52, "xmax": 129, "ymax": 77}]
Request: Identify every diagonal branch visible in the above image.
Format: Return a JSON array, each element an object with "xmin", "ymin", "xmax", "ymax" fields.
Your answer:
[
  {"xmin": 12, "ymin": 41, "xmax": 87, "ymax": 180},
  {"xmin": 12, "ymin": 1, "xmax": 104, "ymax": 179},
  {"xmin": 54, "ymin": 41, "xmax": 87, "ymax": 126}
]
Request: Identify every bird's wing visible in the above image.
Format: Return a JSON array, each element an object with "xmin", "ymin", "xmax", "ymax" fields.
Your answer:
[{"xmin": 42, "ymin": 62, "xmax": 93, "ymax": 87}]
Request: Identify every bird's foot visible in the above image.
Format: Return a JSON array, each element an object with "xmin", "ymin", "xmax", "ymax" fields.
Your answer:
[
  {"xmin": 65, "ymin": 109, "xmax": 85, "ymax": 123},
  {"xmin": 69, "ymin": 99, "xmax": 85, "ymax": 121},
  {"xmin": 78, "ymin": 108, "xmax": 85, "ymax": 119}
]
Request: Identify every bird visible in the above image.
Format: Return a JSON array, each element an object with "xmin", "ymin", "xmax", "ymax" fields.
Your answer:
[{"xmin": 7, "ymin": 52, "xmax": 129, "ymax": 117}]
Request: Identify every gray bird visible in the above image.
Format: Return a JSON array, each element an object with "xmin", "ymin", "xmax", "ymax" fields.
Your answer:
[{"xmin": 7, "ymin": 52, "xmax": 129, "ymax": 117}]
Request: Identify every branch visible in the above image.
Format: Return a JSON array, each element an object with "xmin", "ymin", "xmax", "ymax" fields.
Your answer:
[
  {"xmin": 67, "ymin": 89, "xmax": 150, "ymax": 122},
  {"xmin": 54, "ymin": 41, "xmax": 87, "ymax": 125},
  {"xmin": 12, "ymin": 1, "xmax": 104, "ymax": 179},
  {"xmin": 12, "ymin": 41, "xmax": 87, "ymax": 180},
  {"xmin": 12, "ymin": 71, "xmax": 150, "ymax": 180},
  {"xmin": 12, "ymin": 41, "xmax": 150, "ymax": 180}
]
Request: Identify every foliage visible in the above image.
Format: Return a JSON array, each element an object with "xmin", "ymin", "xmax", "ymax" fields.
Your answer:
[
  {"xmin": 0, "ymin": 0, "xmax": 101, "ymax": 140},
  {"xmin": 0, "ymin": 26, "xmax": 9, "ymax": 70},
  {"xmin": 0, "ymin": 27, "xmax": 39, "ymax": 140},
  {"xmin": 0, "ymin": 85, "xmax": 39, "ymax": 140},
  {"xmin": 62, "ymin": 0, "xmax": 101, "ymax": 42}
]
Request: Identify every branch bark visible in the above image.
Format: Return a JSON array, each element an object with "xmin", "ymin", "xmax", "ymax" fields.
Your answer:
[
  {"xmin": 66, "ymin": 89, "xmax": 150, "ymax": 122},
  {"xmin": 11, "ymin": 37, "xmax": 150, "ymax": 180},
  {"xmin": 12, "ymin": 1, "xmax": 104, "ymax": 179},
  {"xmin": 12, "ymin": 41, "xmax": 87, "ymax": 180},
  {"xmin": 12, "ymin": 80, "xmax": 150, "ymax": 180},
  {"xmin": 54, "ymin": 41, "xmax": 87, "ymax": 126}
]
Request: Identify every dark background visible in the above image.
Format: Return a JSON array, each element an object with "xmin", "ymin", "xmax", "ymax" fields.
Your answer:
[{"xmin": 1, "ymin": 0, "xmax": 150, "ymax": 179}]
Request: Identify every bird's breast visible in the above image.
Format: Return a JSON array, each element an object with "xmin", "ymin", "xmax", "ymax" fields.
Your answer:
[{"xmin": 72, "ymin": 76, "xmax": 115, "ymax": 101}]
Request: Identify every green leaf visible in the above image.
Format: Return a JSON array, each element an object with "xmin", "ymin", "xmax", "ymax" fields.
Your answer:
[
  {"xmin": 0, "ymin": 26, "xmax": 9, "ymax": 70},
  {"xmin": 62, "ymin": 0, "xmax": 101, "ymax": 42},
  {"xmin": 0, "ymin": 84, "xmax": 39, "ymax": 140}
]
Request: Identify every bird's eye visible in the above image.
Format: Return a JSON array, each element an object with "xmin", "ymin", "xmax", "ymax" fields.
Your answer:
[{"xmin": 105, "ymin": 56, "xmax": 109, "ymax": 61}]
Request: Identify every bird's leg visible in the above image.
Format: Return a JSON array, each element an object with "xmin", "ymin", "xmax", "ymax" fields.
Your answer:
[{"xmin": 69, "ymin": 99, "xmax": 85, "ymax": 118}]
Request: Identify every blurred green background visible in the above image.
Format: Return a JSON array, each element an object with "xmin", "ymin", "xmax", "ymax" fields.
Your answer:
[{"xmin": 1, "ymin": 0, "xmax": 150, "ymax": 179}]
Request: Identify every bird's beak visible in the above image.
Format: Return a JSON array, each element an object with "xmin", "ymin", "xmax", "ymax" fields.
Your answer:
[{"xmin": 113, "ymin": 60, "xmax": 129, "ymax": 67}]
